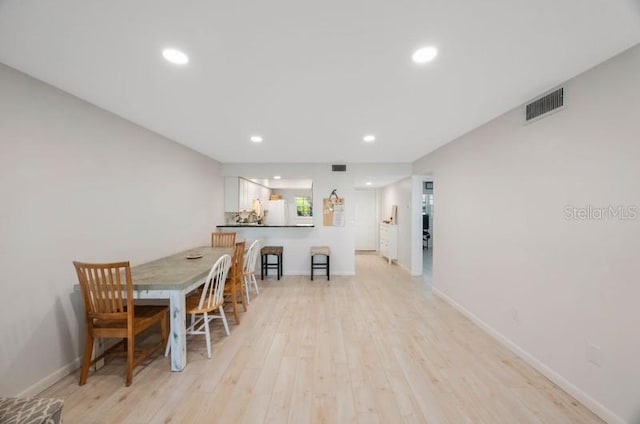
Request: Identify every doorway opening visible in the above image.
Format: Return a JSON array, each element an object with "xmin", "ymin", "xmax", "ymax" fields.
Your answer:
[
  {"xmin": 354, "ymin": 189, "xmax": 377, "ymax": 253},
  {"xmin": 422, "ymin": 181, "xmax": 433, "ymax": 283}
]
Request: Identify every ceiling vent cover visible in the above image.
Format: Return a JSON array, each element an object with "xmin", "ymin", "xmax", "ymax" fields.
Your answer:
[
  {"xmin": 526, "ymin": 87, "xmax": 564, "ymax": 122},
  {"xmin": 331, "ymin": 164, "xmax": 347, "ymax": 172}
]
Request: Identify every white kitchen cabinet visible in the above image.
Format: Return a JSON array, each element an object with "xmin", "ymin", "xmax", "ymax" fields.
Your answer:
[
  {"xmin": 224, "ymin": 177, "xmax": 271, "ymax": 212},
  {"xmin": 249, "ymin": 181, "xmax": 260, "ymax": 209},
  {"xmin": 260, "ymin": 186, "xmax": 271, "ymax": 208},
  {"xmin": 379, "ymin": 223, "xmax": 398, "ymax": 264},
  {"xmin": 224, "ymin": 177, "xmax": 240, "ymax": 212},
  {"xmin": 239, "ymin": 178, "xmax": 250, "ymax": 211}
]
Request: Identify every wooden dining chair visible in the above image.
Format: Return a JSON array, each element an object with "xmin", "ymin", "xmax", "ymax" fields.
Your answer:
[
  {"xmin": 165, "ymin": 254, "xmax": 232, "ymax": 359},
  {"xmin": 211, "ymin": 232, "xmax": 236, "ymax": 248},
  {"xmin": 224, "ymin": 240, "xmax": 247, "ymax": 324},
  {"xmin": 73, "ymin": 261, "xmax": 168, "ymax": 386},
  {"xmin": 243, "ymin": 240, "xmax": 260, "ymax": 304}
]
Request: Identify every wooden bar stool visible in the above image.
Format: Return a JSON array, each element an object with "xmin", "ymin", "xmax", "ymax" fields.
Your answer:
[
  {"xmin": 310, "ymin": 246, "xmax": 330, "ymax": 281},
  {"xmin": 261, "ymin": 246, "xmax": 283, "ymax": 280}
]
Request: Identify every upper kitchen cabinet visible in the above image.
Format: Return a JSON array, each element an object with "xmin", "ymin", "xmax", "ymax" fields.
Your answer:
[
  {"xmin": 224, "ymin": 177, "xmax": 239, "ymax": 212},
  {"xmin": 224, "ymin": 177, "xmax": 271, "ymax": 212}
]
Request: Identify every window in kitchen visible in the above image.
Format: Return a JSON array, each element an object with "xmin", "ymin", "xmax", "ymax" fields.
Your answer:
[{"xmin": 296, "ymin": 196, "xmax": 312, "ymax": 217}]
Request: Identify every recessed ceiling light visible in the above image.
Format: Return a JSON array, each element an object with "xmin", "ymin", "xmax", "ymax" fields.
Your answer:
[
  {"xmin": 162, "ymin": 48, "xmax": 189, "ymax": 65},
  {"xmin": 273, "ymin": 175, "xmax": 282, "ymax": 180},
  {"xmin": 250, "ymin": 135, "xmax": 263, "ymax": 143},
  {"xmin": 412, "ymin": 46, "xmax": 438, "ymax": 64},
  {"xmin": 363, "ymin": 135, "xmax": 376, "ymax": 142},
  {"xmin": 366, "ymin": 182, "xmax": 372, "ymax": 186}
]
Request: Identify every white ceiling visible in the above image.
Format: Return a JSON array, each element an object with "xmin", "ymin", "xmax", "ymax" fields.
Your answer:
[{"xmin": 1, "ymin": 1, "xmax": 639, "ymax": 165}]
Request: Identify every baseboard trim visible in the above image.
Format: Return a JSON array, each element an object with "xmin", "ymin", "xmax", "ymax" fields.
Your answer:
[
  {"xmin": 398, "ymin": 262, "xmax": 412, "ymax": 275},
  {"xmin": 17, "ymin": 357, "xmax": 81, "ymax": 397},
  {"xmin": 432, "ymin": 287, "xmax": 624, "ymax": 424}
]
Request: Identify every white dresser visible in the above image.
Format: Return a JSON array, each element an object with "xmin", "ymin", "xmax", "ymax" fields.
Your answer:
[{"xmin": 379, "ymin": 223, "xmax": 398, "ymax": 264}]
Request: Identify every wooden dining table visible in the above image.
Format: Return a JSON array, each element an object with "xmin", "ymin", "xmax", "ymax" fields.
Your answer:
[{"xmin": 125, "ymin": 246, "xmax": 233, "ymax": 371}]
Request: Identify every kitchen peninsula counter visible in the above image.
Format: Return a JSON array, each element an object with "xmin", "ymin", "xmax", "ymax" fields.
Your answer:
[{"xmin": 213, "ymin": 223, "xmax": 353, "ymax": 276}]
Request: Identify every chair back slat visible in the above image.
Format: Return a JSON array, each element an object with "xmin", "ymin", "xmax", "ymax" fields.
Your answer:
[
  {"xmin": 229, "ymin": 240, "xmax": 246, "ymax": 282},
  {"xmin": 103, "ymin": 268, "xmax": 115, "ymax": 312},
  {"xmin": 244, "ymin": 240, "xmax": 260, "ymax": 274},
  {"xmin": 198, "ymin": 254, "xmax": 232, "ymax": 310},
  {"xmin": 106, "ymin": 267, "xmax": 120, "ymax": 312},
  {"xmin": 211, "ymin": 232, "xmax": 236, "ymax": 248}
]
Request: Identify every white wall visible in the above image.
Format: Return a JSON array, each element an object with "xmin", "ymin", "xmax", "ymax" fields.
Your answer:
[
  {"xmin": 378, "ymin": 177, "xmax": 413, "ymax": 272},
  {"xmin": 413, "ymin": 45, "xmax": 640, "ymax": 423},
  {"xmin": 0, "ymin": 64, "xmax": 224, "ymax": 397}
]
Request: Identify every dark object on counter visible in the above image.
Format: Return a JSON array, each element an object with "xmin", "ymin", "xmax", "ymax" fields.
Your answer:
[{"xmin": 261, "ymin": 246, "xmax": 283, "ymax": 280}]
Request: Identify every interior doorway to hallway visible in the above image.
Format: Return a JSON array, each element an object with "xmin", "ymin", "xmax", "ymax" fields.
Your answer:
[
  {"xmin": 422, "ymin": 180, "xmax": 433, "ymax": 283},
  {"xmin": 354, "ymin": 189, "xmax": 377, "ymax": 251}
]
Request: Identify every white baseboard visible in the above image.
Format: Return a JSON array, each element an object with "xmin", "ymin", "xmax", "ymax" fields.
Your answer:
[
  {"xmin": 398, "ymin": 262, "xmax": 412, "ymax": 275},
  {"xmin": 18, "ymin": 357, "xmax": 81, "ymax": 397},
  {"xmin": 432, "ymin": 287, "xmax": 624, "ymax": 424}
]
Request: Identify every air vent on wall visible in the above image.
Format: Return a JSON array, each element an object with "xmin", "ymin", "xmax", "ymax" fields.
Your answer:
[
  {"xmin": 526, "ymin": 87, "xmax": 564, "ymax": 122},
  {"xmin": 331, "ymin": 164, "xmax": 347, "ymax": 172}
]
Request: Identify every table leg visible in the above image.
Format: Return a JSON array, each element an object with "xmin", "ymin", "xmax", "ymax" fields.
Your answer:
[{"xmin": 168, "ymin": 291, "xmax": 187, "ymax": 371}]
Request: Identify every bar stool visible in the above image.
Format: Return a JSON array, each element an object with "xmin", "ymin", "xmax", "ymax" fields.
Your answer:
[
  {"xmin": 261, "ymin": 246, "xmax": 283, "ymax": 280},
  {"xmin": 310, "ymin": 246, "xmax": 331, "ymax": 281}
]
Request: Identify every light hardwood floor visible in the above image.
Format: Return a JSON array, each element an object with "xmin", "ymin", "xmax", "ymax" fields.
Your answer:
[{"xmin": 41, "ymin": 254, "xmax": 603, "ymax": 423}]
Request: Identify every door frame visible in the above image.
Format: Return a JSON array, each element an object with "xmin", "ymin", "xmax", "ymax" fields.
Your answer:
[{"xmin": 410, "ymin": 175, "xmax": 433, "ymax": 276}]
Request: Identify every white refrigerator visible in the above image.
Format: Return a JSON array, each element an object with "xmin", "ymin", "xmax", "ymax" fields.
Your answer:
[{"xmin": 266, "ymin": 200, "xmax": 288, "ymax": 226}]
